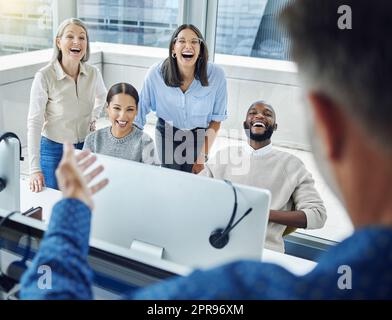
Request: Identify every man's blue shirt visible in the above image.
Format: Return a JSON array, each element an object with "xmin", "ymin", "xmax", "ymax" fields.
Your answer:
[{"xmin": 20, "ymin": 198, "xmax": 392, "ymax": 299}]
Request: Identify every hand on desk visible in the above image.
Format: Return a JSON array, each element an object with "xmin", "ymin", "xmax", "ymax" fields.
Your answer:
[
  {"xmin": 55, "ymin": 142, "xmax": 109, "ymax": 210},
  {"xmin": 192, "ymin": 162, "xmax": 205, "ymax": 174},
  {"xmin": 30, "ymin": 172, "xmax": 45, "ymax": 193}
]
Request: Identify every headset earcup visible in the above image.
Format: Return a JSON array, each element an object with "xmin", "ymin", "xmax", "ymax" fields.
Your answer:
[
  {"xmin": 0, "ymin": 178, "xmax": 6, "ymax": 192},
  {"xmin": 0, "ymin": 260, "xmax": 26, "ymax": 293},
  {"xmin": 209, "ymin": 228, "xmax": 230, "ymax": 249},
  {"xmin": 6, "ymin": 260, "xmax": 27, "ymax": 283},
  {"xmin": 0, "ymin": 132, "xmax": 24, "ymax": 161}
]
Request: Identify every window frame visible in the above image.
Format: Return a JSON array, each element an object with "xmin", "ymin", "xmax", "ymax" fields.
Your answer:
[{"xmin": 2, "ymin": 0, "xmax": 291, "ymax": 63}]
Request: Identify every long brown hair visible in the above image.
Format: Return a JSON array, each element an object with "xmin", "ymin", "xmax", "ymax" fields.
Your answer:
[{"xmin": 161, "ymin": 24, "xmax": 209, "ymax": 87}]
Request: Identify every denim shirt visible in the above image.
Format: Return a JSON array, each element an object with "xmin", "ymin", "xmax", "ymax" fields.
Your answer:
[{"xmin": 20, "ymin": 198, "xmax": 392, "ymax": 300}]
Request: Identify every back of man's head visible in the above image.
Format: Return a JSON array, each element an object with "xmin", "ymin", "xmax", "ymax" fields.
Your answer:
[{"xmin": 280, "ymin": 0, "xmax": 392, "ymax": 153}]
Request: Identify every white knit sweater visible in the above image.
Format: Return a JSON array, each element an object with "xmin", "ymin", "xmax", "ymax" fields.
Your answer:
[{"xmin": 200, "ymin": 144, "xmax": 327, "ymax": 252}]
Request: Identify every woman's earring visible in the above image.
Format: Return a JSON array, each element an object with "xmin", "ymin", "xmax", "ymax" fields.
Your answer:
[{"xmin": 171, "ymin": 52, "xmax": 176, "ymax": 59}]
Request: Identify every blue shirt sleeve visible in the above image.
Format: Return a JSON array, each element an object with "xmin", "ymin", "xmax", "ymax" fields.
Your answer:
[
  {"xmin": 209, "ymin": 65, "xmax": 228, "ymax": 123},
  {"xmin": 20, "ymin": 198, "xmax": 94, "ymax": 300},
  {"xmin": 135, "ymin": 65, "xmax": 157, "ymax": 129},
  {"xmin": 129, "ymin": 261, "xmax": 299, "ymax": 299},
  {"xmin": 19, "ymin": 197, "xmax": 392, "ymax": 299},
  {"xmin": 19, "ymin": 198, "xmax": 300, "ymax": 300}
]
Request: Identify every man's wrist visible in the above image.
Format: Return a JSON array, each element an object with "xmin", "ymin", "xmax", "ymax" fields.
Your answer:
[{"xmin": 63, "ymin": 188, "xmax": 93, "ymax": 210}]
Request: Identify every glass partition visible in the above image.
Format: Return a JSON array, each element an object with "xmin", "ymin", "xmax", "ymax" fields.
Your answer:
[
  {"xmin": 0, "ymin": 0, "xmax": 52, "ymax": 57},
  {"xmin": 215, "ymin": 0, "xmax": 292, "ymax": 60},
  {"xmin": 77, "ymin": 0, "xmax": 179, "ymax": 48}
]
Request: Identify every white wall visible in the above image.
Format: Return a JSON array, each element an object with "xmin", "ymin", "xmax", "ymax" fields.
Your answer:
[
  {"xmin": 0, "ymin": 79, "xmax": 32, "ymax": 146},
  {"xmin": 0, "ymin": 49, "xmax": 102, "ymax": 146}
]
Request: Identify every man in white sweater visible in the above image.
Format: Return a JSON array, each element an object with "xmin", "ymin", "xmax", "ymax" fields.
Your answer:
[{"xmin": 200, "ymin": 101, "xmax": 327, "ymax": 252}]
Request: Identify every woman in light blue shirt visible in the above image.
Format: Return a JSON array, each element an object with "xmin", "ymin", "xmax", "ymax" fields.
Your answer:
[{"xmin": 135, "ymin": 24, "xmax": 228, "ymax": 173}]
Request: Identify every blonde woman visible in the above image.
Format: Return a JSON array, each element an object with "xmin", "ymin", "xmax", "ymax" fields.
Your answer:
[{"xmin": 27, "ymin": 18, "xmax": 107, "ymax": 192}]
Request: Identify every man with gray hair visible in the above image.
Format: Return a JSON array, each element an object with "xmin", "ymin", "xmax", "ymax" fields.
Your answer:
[
  {"xmin": 199, "ymin": 100, "xmax": 326, "ymax": 253},
  {"xmin": 21, "ymin": 0, "xmax": 392, "ymax": 299}
]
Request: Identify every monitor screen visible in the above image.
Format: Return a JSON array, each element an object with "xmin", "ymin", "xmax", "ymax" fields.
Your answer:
[{"xmin": 90, "ymin": 153, "xmax": 271, "ymax": 269}]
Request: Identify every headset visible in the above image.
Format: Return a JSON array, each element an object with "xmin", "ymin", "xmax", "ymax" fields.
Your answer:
[
  {"xmin": 209, "ymin": 180, "xmax": 253, "ymax": 249},
  {"xmin": 0, "ymin": 132, "xmax": 24, "ymax": 161},
  {"xmin": 0, "ymin": 211, "xmax": 32, "ymax": 294},
  {"xmin": 0, "ymin": 132, "xmax": 29, "ymax": 295},
  {"xmin": 0, "ymin": 132, "xmax": 24, "ymax": 193}
]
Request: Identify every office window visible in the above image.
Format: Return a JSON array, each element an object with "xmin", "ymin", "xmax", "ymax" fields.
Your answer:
[
  {"xmin": 77, "ymin": 0, "xmax": 179, "ymax": 48},
  {"xmin": 215, "ymin": 0, "xmax": 291, "ymax": 60},
  {"xmin": 0, "ymin": 0, "xmax": 52, "ymax": 57}
]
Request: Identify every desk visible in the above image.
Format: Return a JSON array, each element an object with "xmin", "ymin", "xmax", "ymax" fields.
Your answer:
[
  {"xmin": 262, "ymin": 248, "xmax": 316, "ymax": 275},
  {"xmin": 20, "ymin": 177, "xmax": 61, "ymax": 222},
  {"xmin": 19, "ymin": 177, "xmax": 317, "ymax": 276}
]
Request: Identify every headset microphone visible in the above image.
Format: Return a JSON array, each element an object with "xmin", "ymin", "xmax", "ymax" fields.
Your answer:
[
  {"xmin": 209, "ymin": 180, "xmax": 253, "ymax": 249},
  {"xmin": 0, "ymin": 132, "xmax": 27, "ymax": 296}
]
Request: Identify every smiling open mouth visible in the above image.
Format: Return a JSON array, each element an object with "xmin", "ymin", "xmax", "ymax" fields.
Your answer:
[
  {"xmin": 70, "ymin": 48, "xmax": 81, "ymax": 53},
  {"xmin": 252, "ymin": 122, "xmax": 266, "ymax": 128},
  {"xmin": 182, "ymin": 53, "xmax": 194, "ymax": 59},
  {"xmin": 116, "ymin": 120, "xmax": 128, "ymax": 127}
]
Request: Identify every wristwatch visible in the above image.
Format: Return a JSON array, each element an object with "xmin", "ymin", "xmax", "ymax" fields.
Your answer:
[{"xmin": 200, "ymin": 152, "xmax": 209, "ymax": 162}]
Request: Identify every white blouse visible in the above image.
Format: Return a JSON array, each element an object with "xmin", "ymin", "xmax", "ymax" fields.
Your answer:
[{"xmin": 27, "ymin": 59, "xmax": 107, "ymax": 174}]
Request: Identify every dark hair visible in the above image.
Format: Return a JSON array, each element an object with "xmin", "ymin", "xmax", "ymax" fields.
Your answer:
[
  {"xmin": 161, "ymin": 24, "xmax": 209, "ymax": 87},
  {"xmin": 280, "ymin": 0, "xmax": 392, "ymax": 152},
  {"xmin": 247, "ymin": 100, "xmax": 276, "ymax": 119},
  {"xmin": 106, "ymin": 82, "xmax": 139, "ymax": 106}
]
